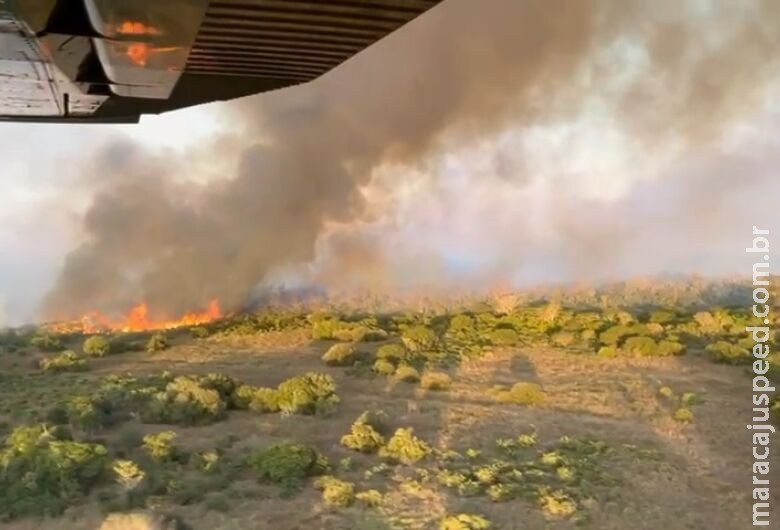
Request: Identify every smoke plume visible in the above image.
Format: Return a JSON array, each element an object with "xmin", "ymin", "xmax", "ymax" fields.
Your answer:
[{"xmin": 44, "ymin": 0, "xmax": 780, "ymax": 319}]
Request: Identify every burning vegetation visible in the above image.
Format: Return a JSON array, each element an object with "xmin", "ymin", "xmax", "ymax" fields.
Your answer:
[{"xmin": 44, "ymin": 300, "xmax": 222, "ymax": 335}]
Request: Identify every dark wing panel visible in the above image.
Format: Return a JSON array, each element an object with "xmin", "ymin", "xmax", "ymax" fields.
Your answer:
[{"xmin": 0, "ymin": 0, "xmax": 441, "ymax": 124}]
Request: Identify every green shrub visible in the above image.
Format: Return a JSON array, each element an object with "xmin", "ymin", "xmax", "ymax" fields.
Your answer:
[
  {"xmin": 401, "ymin": 326, "xmax": 438, "ymax": 352},
  {"xmin": 420, "ymin": 372, "xmax": 452, "ymax": 391},
  {"xmin": 656, "ymin": 340, "xmax": 685, "ymax": 356},
  {"xmin": 658, "ymin": 386, "xmax": 674, "ymax": 398},
  {"xmin": 249, "ymin": 443, "xmax": 328, "ymax": 491},
  {"xmin": 622, "ymin": 336, "xmax": 657, "ymax": 356},
  {"xmin": 539, "ymin": 490, "xmax": 577, "ymax": 517},
  {"xmin": 376, "ymin": 344, "xmax": 408, "ymax": 362},
  {"xmin": 680, "ymin": 392, "xmax": 697, "ymax": 405},
  {"xmin": 341, "ymin": 421, "xmax": 385, "ymax": 453},
  {"xmin": 490, "ymin": 382, "xmax": 545, "ymax": 406},
  {"xmin": 249, "ymin": 388, "xmax": 281, "ymax": 413},
  {"xmin": 146, "ymin": 333, "xmax": 169, "ymax": 353},
  {"xmin": 195, "ymin": 450, "xmax": 221, "ymax": 473},
  {"xmin": 394, "ymin": 365, "xmax": 420, "ymax": 383},
  {"xmin": 333, "ymin": 326, "xmax": 387, "ymax": 343},
  {"xmin": 597, "ymin": 346, "xmax": 616, "ymax": 358},
  {"xmin": 231, "ymin": 385, "xmax": 259, "ymax": 410},
  {"xmin": 487, "ymin": 483, "xmax": 516, "ymax": 502},
  {"xmin": 322, "ymin": 343, "xmax": 360, "ymax": 366},
  {"xmin": 236, "ymin": 375, "xmax": 336, "ymax": 415},
  {"xmin": 40, "ymin": 351, "xmax": 88, "ymax": 372},
  {"xmin": 673, "ymin": 408, "xmax": 694, "ymax": 423},
  {"xmin": 440, "ymin": 513, "xmax": 492, "ymax": 530},
  {"xmin": 190, "ymin": 326, "xmax": 210, "ymax": 339},
  {"xmin": 190, "ymin": 374, "xmax": 234, "ymax": 401},
  {"xmin": 356, "ymin": 489, "xmax": 384, "ymax": 507},
  {"xmin": 83, "ymin": 335, "xmax": 112, "ymax": 357},
  {"xmin": 314, "ymin": 476, "xmax": 355, "ymax": 507},
  {"xmin": 598, "ymin": 325, "xmax": 632, "ymax": 346},
  {"xmin": 142, "ymin": 431, "xmax": 179, "ymax": 461},
  {"xmin": 705, "ymin": 341, "xmax": 750, "ymax": 364},
  {"xmin": 141, "ymin": 376, "xmax": 226, "ymax": 425},
  {"xmin": 276, "ymin": 373, "xmax": 339, "ymax": 415},
  {"xmin": 517, "ymin": 433, "xmax": 537, "ymax": 447},
  {"xmin": 380, "ymin": 428, "xmax": 432, "ymax": 464},
  {"xmin": 112, "ymin": 459, "xmax": 145, "ymax": 490},
  {"xmin": 30, "ymin": 334, "xmax": 64, "ymax": 352},
  {"xmin": 355, "ymin": 409, "xmax": 390, "ymax": 433},
  {"xmin": 66, "ymin": 395, "xmax": 113, "ymax": 432},
  {"xmin": 312, "ymin": 319, "xmax": 341, "ymax": 340},
  {"xmin": 0, "ymin": 424, "xmax": 108, "ymax": 518},
  {"xmin": 373, "ymin": 359, "xmax": 396, "ymax": 376},
  {"xmin": 489, "ymin": 328, "xmax": 518, "ymax": 346}
]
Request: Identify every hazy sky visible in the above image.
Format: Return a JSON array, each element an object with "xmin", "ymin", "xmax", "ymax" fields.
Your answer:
[{"xmin": 1, "ymin": 0, "xmax": 779, "ymax": 326}]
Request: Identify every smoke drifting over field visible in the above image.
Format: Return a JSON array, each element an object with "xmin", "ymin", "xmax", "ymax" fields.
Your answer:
[{"xmin": 44, "ymin": 0, "xmax": 780, "ymax": 319}]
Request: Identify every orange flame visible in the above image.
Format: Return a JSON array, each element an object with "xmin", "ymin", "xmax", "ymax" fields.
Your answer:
[
  {"xmin": 117, "ymin": 21, "xmax": 161, "ymax": 36},
  {"xmin": 124, "ymin": 43, "xmax": 181, "ymax": 67},
  {"xmin": 126, "ymin": 43, "xmax": 151, "ymax": 66},
  {"xmin": 49, "ymin": 300, "xmax": 222, "ymax": 335},
  {"xmin": 116, "ymin": 21, "xmax": 179, "ymax": 66}
]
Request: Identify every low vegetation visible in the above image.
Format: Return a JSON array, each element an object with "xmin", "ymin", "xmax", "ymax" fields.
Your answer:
[
  {"xmin": 145, "ymin": 333, "xmax": 169, "ymax": 353},
  {"xmin": 379, "ymin": 428, "xmax": 433, "ymax": 464},
  {"xmin": 0, "ymin": 424, "xmax": 108, "ymax": 518},
  {"xmin": 82, "ymin": 335, "xmax": 113, "ymax": 357},
  {"xmin": 322, "ymin": 343, "xmax": 361, "ymax": 366},
  {"xmin": 440, "ymin": 514, "xmax": 492, "ymax": 530},
  {"xmin": 249, "ymin": 443, "xmax": 329, "ymax": 493},
  {"xmin": 0, "ymin": 277, "xmax": 776, "ymax": 528},
  {"xmin": 40, "ymin": 350, "xmax": 88, "ymax": 372},
  {"xmin": 488, "ymin": 382, "xmax": 545, "ymax": 406}
]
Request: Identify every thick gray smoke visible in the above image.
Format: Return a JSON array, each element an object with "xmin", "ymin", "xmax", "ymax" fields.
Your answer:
[{"xmin": 43, "ymin": 0, "xmax": 780, "ymax": 319}]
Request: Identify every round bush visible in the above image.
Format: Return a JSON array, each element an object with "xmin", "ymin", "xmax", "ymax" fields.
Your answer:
[
  {"xmin": 249, "ymin": 443, "xmax": 329, "ymax": 490},
  {"xmin": 373, "ymin": 359, "xmax": 396, "ymax": 376},
  {"xmin": 276, "ymin": 373, "xmax": 338, "ymax": 415},
  {"xmin": 83, "ymin": 335, "xmax": 112, "ymax": 357},
  {"xmin": 146, "ymin": 333, "xmax": 169, "ymax": 353},
  {"xmin": 673, "ymin": 408, "xmax": 694, "ymax": 423},
  {"xmin": 492, "ymin": 382, "xmax": 545, "ymax": 406},
  {"xmin": 622, "ymin": 336, "xmax": 657, "ymax": 356},
  {"xmin": 315, "ymin": 476, "xmax": 355, "ymax": 507},
  {"xmin": 341, "ymin": 422, "xmax": 385, "ymax": 453},
  {"xmin": 322, "ymin": 344, "xmax": 360, "ymax": 366},
  {"xmin": 394, "ymin": 365, "xmax": 420, "ymax": 383},
  {"xmin": 379, "ymin": 428, "xmax": 432, "ymax": 464},
  {"xmin": 377, "ymin": 344, "xmax": 408, "ymax": 362}
]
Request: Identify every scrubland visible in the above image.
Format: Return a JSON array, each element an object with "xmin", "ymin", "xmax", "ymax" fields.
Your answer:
[{"xmin": 0, "ymin": 280, "xmax": 778, "ymax": 529}]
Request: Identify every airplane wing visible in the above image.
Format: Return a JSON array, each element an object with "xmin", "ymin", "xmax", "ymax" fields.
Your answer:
[{"xmin": 0, "ymin": 0, "xmax": 441, "ymax": 123}]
